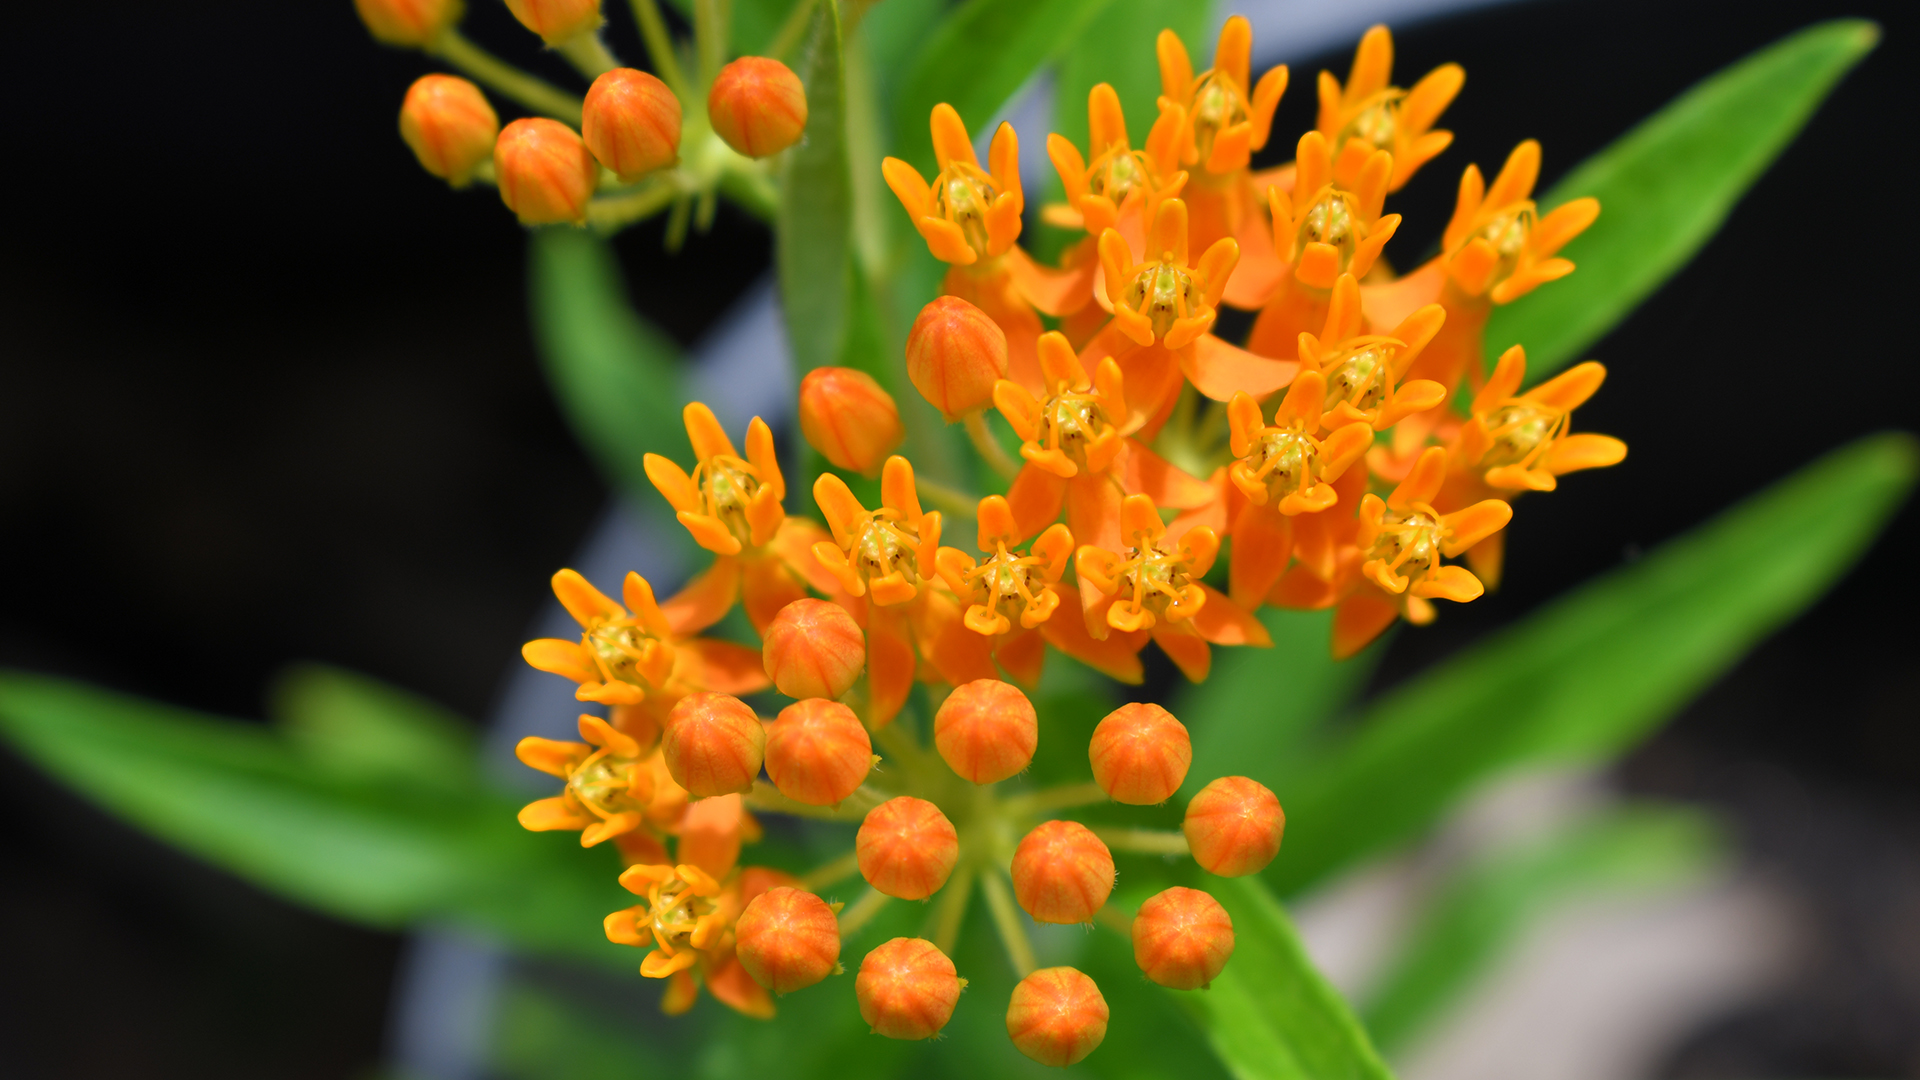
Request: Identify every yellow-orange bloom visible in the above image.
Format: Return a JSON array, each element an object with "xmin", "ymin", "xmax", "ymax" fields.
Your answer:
[
  {"xmin": 1156, "ymin": 16, "xmax": 1289, "ymax": 177},
  {"xmin": 935, "ymin": 496, "xmax": 1074, "ymax": 636},
  {"xmin": 1046, "ymin": 83, "xmax": 1189, "ymax": 237},
  {"xmin": 1316, "ymin": 24, "xmax": 1463, "ymax": 192},
  {"xmin": 1357, "ymin": 446, "xmax": 1511, "ymax": 600},
  {"xmin": 1442, "ymin": 139, "xmax": 1600, "ymax": 305},
  {"xmin": 1298, "ymin": 274, "xmax": 1448, "ymax": 431},
  {"xmin": 1101, "ymin": 198, "xmax": 1238, "ymax": 351},
  {"xmin": 811, "ymin": 456, "xmax": 942, "ymax": 606},
  {"xmin": 606, "ymin": 860, "xmax": 772, "ymax": 1017},
  {"xmin": 514, "ymin": 713, "xmax": 654, "ymax": 846},
  {"xmin": 883, "ymin": 105, "xmax": 1023, "ymax": 266},
  {"xmin": 519, "ymin": 569, "xmax": 674, "ymax": 705},
  {"xmin": 1456, "ymin": 347, "xmax": 1626, "ymax": 493},
  {"xmin": 1271, "ymin": 131, "xmax": 1400, "ymax": 291}
]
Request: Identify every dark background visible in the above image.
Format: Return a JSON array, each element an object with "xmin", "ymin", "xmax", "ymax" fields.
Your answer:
[{"xmin": 1, "ymin": 0, "xmax": 1914, "ymax": 1076}]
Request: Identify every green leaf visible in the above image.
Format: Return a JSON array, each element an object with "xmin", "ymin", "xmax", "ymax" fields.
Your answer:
[
  {"xmin": 272, "ymin": 663, "xmax": 477, "ymax": 792},
  {"xmin": 528, "ymin": 227, "xmax": 690, "ymax": 499},
  {"xmin": 1269, "ymin": 432, "xmax": 1917, "ymax": 898},
  {"xmin": 1486, "ymin": 19, "xmax": 1879, "ymax": 379},
  {"xmin": 1363, "ymin": 804, "xmax": 1721, "ymax": 1052},
  {"xmin": 778, "ymin": 0, "xmax": 853, "ymax": 374},
  {"xmin": 1176, "ymin": 875, "xmax": 1395, "ymax": 1080}
]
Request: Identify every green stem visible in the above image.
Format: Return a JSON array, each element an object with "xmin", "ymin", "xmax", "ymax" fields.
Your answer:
[
  {"xmin": 587, "ymin": 177, "xmax": 682, "ymax": 233},
  {"xmin": 627, "ymin": 0, "xmax": 693, "ymax": 101},
  {"xmin": 837, "ymin": 887, "xmax": 892, "ymax": 936},
  {"xmin": 765, "ymin": 0, "xmax": 817, "ymax": 61},
  {"xmin": 1084, "ymin": 825, "xmax": 1191, "ymax": 856},
  {"xmin": 927, "ymin": 861, "xmax": 977, "ymax": 954},
  {"xmin": 998, "ymin": 781, "xmax": 1108, "ymax": 819},
  {"xmin": 747, "ymin": 780, "xmax": 868, "ymax": 822},
  {"xmin": 915, "ymin": 476, "xmax": 980, "ymax": 521},
  {"xmin": 555, "ymin": 29, "xmax": 621, "ymax": 78},
  {"xmin": 802, "ymin": 849, "xmax": 862, "ymax": 889},
  {"xmin": 980, "ymin": 868, "xmax": 1037, "ymax": 976},
  {"xmin": 429, "ymin": 30, "xmax": 584, "ymax": 126},
  {"xmin": 1091, "ymin": 902, "xmax": 1134, "ymax": 936},
  {"xmin": 693, "ymin": 0, "xmax": 728, "ymax": 91},
  {"xmin": 964, "ymin": 411, "xmax": 1021, "ymax": 481}
]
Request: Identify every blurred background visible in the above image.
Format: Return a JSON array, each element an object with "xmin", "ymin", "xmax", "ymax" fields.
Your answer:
[{"xmin": 1, "ymin": 0, "xmax": 1915, "ymax": 1076}]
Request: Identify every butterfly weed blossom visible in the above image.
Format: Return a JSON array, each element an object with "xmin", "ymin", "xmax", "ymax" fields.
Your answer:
[{"xmin": 377, "ymin": 5, "xmax": 1632, "ymax": 1064}]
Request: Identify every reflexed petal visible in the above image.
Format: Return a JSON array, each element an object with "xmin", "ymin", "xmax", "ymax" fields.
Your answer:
[
  {"xmin": 660, "ymin": 560, "xmax": 740, "ymax": 636},
  {"xmin": 706, "ymin": 955, "xmax": 777, "ymax": 1019},
  {"xmin": 1068, "ymin": 473, "xmax": 1125, "ymax": 554},
  {"xmin": 1006, "ymin": 465, "xmax": 1068, "ymax": 541},
  {"xmin": 1153, "ymin": 625, "xmax": 1212, "ymax": 682},
  {"xmin": 682, "ymin": 638, "xmax": 773, "ymax": 695},
  {"xmin": 1183, "ymin": 334, "xmax": 1297, "ymax": 401},
  {"xmin": 1331, "ymin": 588, "xmax": 1399, "ymax": 659},
  {"xmin": 865, "ymin": 604, "xmax": 917, "ymax": 727},
  {"xmin": 995, "ymin": 627, "xmax": 1047, "ymax": 688},
  {"xmin": 1389, "ymin": 447, "xmax": 1448, "ymax": 511},
  {"xmin": 1232, "ymin": 503, "xmax": 1293, "ymax": 609}
]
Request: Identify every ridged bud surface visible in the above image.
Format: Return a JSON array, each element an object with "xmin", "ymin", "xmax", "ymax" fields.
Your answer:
[
  {"xmin": 503, "ymin": 0, "xmax": 601, "ymax": 43},
  {"xmin": 1006, "ymin": 967, "xmax": 1109, "ymax": 1066},
  {"xmin": 399, "ymin": 75, "xmax": 498, "ymax": 188},
  {"xmin": 355, "ymin": 0, "xmax": 462, "ymax": 47},
  {"xmin": 906, "ymin": 296, "xmax": 1008, "ymax": 420},
  {"xmin": 799, "ymin": 367, "xmax": 904, "ymax": 475},
  {"xmin": 1131, "ymin": 887, "xmax": 1234, "ymax": 989},
  {"xmin": 583, "ymin": 68, "xmax": 681, "ymax": 180},
  {"xmin": 857, "ymin": 797, "xmax": 957, "ymax": 900},
  {"xmin": 1088, "ymin": 702, "xmax": 1191, "ymax": 805},
  {"xmin": 857, "ymin": 938, "xmax": 962, "ymax": 1040},
  {"xmin": 736, "ymin": 886, "xmax": 840, "ymax": 993},
  {"xmin": 662, "ymin": 692, "xmax": 765, "ymax": 797},
  {"xmin": 1010, "ymin": 820, "xmax": 1114, "ymax": 924},
  {"xmin": 708, "ymin": 57, "xmax": 808, "ymax": 158},
  {"xmin": 934, "ymin": 679, "xmax": 1037, "ymax": 784},
  {"xmin": 494, "ymin": 118, "xmax": 598, "ymax": 225},
  {"xmin": 765, "ymin": 698, "xmax": 872, "ymax": 806},
  {"xmin": 1183, "ymin": 776, "xmax": 1285, "ymax": 877},
  {"xmin": 762, "ymin": 598, "xmax": 865, "ymax": 700}
]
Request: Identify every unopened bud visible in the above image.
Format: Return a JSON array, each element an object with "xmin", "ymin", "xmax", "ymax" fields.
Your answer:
[
  {"xmin": 906, "ymin": 296, "xmax": 1008, "ymax": 420},
  {"xmin": 1006, "ymin": 967, "xmax": 1108, "ymax": 1066},
  {"xmin": 799, "ymin": 367, "xmax": 905, "ymax": 476},
  {"xmin": 766, "ymin": 698, "xmax": 873, "ymax": 807},
  {"xmin": 494, "ymin": 118, "xmax": 599, "ymax": 225},
  {"xmin": 708, "ymin": 57, "xmax": 808, "ymax": 158},
  {"xmin": 1088, "ymin": 702, "xmax": 1191, "ymax": 805},
  {"xmin": 763, "ymin": 598, "xmax": 865, "ymax": 701},
  {"xmin": 857, "ymin": 796, "xmax": 958, "ymax": 900},
  {"xmin": 354, "ymin": 0, "xmax": 462, "ymax": 47},
  {"xmin": 934, "ymin": 679, "xmax": 1037, "ymax": 784},
  {"xmin": 1183, "ymin": 776, "xmax": 1285, "ymax": 877},
  {"xmin": 736, "ymin": 886, "xmax": 841, "ymax": 993},
  {"xmin": 503, "ymin": 0, "xmax": 601, "ymax": 44},
  {"xmin": 582, "ymin": 68, "xmax": 681, "ymax": 181},
  {"xmin": 662, "ymin": 692, "xmax": 765, "ymax": 797},
  {"xmin": 856, "ymin": 937, "xmax": 963, "ymax": 1040},
  {"xmin": 1131, "ymin": 886, "xmax": 1234, "ymax": 989},
  {"xmin": 399, "ymin": 75, "xmax": 498, "ymax": 188},
  {"xmin": 1011, "ymin": 820, "xmax": 1114, "ymax": 924}
]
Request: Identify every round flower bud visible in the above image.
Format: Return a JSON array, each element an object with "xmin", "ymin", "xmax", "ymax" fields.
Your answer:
[
  {"xmin": 799, "ymin": 367, "xmax": 905, "ymax": 476},
  {"xmin": 582, "ymin": 68, "xmax": 681, "ymax": 181},
  {"xmin": 503, "ymin": 0, "xmax": 601, "ymax": 44},
  {"xmin": 1183, "ymin": 776, "xmax": 1285, "ymax": 877},
  {"xmin": 762, "ymin": 598, "xmax": 865, "ymax": 701},
  {"xmin": 355, "ymin": 0, "xmax": 462, "ymax": 47},
  {"xmin": 906, "ymin": 296, "xmax": 1008, "ymax": 421},
  {"xmin": 1132, "ymin": 887, "xmax": 1234, "ymax": 989},
  {"xmin": 494, "ymin": 118, "xmax": 598, "ymax": 225},
  {"xmin": 766, "ymin": 699, "xmax": 872, "ymax": 806},
  {"xmin": 857, "ymin": 797, "xmax": 958, "ymax": 900},
  {"xmin": 708, "ymin": 57, "xmax": 808, "ymax": 158},
  {"xmin": 1088, "ymin": 702, "xmax": 1191, "ymax": 805},
  {"xmin": 1010, "ymin": 820, "xmax": 1114, "ymax": 924},
  {"xmin": 934, "ymin": 679, "xmax": 1037, "ymax": 784},
  {"xmin": 662, "ymin": 692, "xmax": 765, "ymax": 797},
  {"xmin": 1006, "ymin": 967, "xmax": 1109, "ymax": 1066},
  {"xmin": 399, "ymin": 75, "xmax": 498, "ymax": 188},
  {"xmin": 856, "ymin": 938, "xmax": 963, "ymax": 1040},
  {"xmin": 736, "ymin": 886, "xmax": 841, "ymax": 993}
]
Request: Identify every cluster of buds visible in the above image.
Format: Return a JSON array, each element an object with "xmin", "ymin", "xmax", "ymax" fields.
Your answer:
[{"xmin": 360, "ymin": 0, "xmax": 806, "ymax": 235}]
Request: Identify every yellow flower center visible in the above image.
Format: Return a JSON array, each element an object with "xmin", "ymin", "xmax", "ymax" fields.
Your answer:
[
  {"xmin": 965, "ymin": 543, "xmax": 1050, "ymax": 624},
  {"xmin": 1339, "ymin": 89, "xmax": 1405, "ymax": 153},
  {"xmin": 586, "ymin": 621, "xmax": 675, "ymax": 692},
  {"xmin": 1322, "ymin": 342, "xmax": 1395, "ymax": 414},
  {"xmin": 850, "ymin": 511, "xmax": 926, "ymax": 589},
  {"xmin": 1086, "ymin": 146, "xmax": 1153, "ymax": 207},
  {"xmin": 692, "ymin": 454, "xmax": 770, "ymax": 548},
  {"xmin": 1120, "ymin": 254, "xmax": 1205, "ymax": 342},
  {"xmin": 932, "ymin": 161, "xmax": 1003, "ymax": 259},
  {"xmin": 1367, "ymin": 508, "xmax": 1443, "ymax": 582},
  {"xmin": 1243, "ymin": 428, "xmax": 1324, "ymax": 503},
  {"xmin": 1109, "ymin": 533, "xmax": 1202, "ymax": 629},
  {"xmin": 1034, "ymin": 389, "xmax": 1119, "ymax": 472},
  {"xmin": 1188, "ymin": 71, "xmax": 1249, "ymax": 164},
  {"xmin": 1479, "ymin": 401, "xmax": 1566, "ymax": 470},
  {"xmin": 568, "ymin": 747, "xmax": 645, "ymax": 819}
]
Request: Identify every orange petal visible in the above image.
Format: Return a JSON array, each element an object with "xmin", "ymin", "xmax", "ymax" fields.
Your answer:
[
  {"xmin": 1191, "ymin": 583, "xmax": 1272, "ymax": 646},
  {"xmin": 1402, "ymin": 63, "xmax": 1465, "ymax": 137},
  {"xmin": 1122, "ymin": 439, "xmax": 1215, "ymax": 509},
  {"xmin": 1376, "ymin": 379, "xmax": 1447, "ymax": 429},
  {"xmin": 1484, "ymin": 140, "xmax": 1541, "ymax": 210},
  {"xmin": 1532, "ymin": 197, "xmax": 1600, "ymax": 259},
  {"xmin": 516, "ymin": 736, "xmax": 588, "ymax": 778},
  {"xmin": 1206, "ymin": 121, "xmax": 1253, "ymax": 174},
  {"xmin": 1068, "ymin": 474, "xmax": 1125, "ymax": 554},
  {"xmin": 552, "ymin": 569, "xmax": 624, "ymax": 627},
  {"xmin": 772, "ymin": 517, "xmax": 844, "ymax": 596},
  {"xmin": 1390, "ymin": 447, "xmax": 1448, "ymax": 511},
  {"xmin": 930, "ymin": 103, "xmax": 978, "ymax": 169},
  {"xmin": 864, "ymin": 604, "xmax": 916, "ymax": 727},
  {"xmin": 1041, "ymin": 582, "xmax": 1146, "ymax": 683},
  {"xmin": 1088, "ymin": 82, "xmax": 1129, "ymax": 153},
  {"xmin": 1007, "ymin": 243, "xmax": 1096, "ymax": 318},
  {"xmin": 579, "ymin": 713, "xmax": 641, "ymax": 757},
  {"xmin": 707, "ymin": 954, "xmax": 777, "ymax": 1019},
  {"xmin": 1346, "ymin": 25, "xmax": 1393, "ymax": 102},
  {"xmin": 1152, "ymin": 624, "xmax": 1212, "ymax": 682},
  {"xmin": 677, "ymin": 792, "xmax": 745, "ymax": 879},
  {"xmin": 1474, "ymin": 345, "xmax": 1528, "ymax": 414},
  {"xmin": 1526, "ymin": 360, "xmax": 1607, "ymax": 412},
  {"xmin": 1331, "ymin": 588, "xmax": 1398, "ymax": 659},
  {"xmin": 1049, "ymin": 132, "xmax": 1089, "ymax": 202},
  {"xmin": 1248, "ymin": 65, "xmax": 1288, "ymax": 150},
  {"xmin": 881, "ymin": 455, "xmax": 923, "ymax": 522},
  {"xmin": 1466, "ymin": 529, "xmax": 1505, "ymax": 590},
  {"xmin": 1149, "ymin": 198, "xmax": 1189, "ymax": 266},
  {"xmin": 677, "ymin": 511, "xmax": 743, "ymax": 556},
  {"xmin": 1546, "ymin": 433, "xmax": 1627, "ymax": 475},
  {"xmin": 995, "ymin": 626, "xmax": 1047, "ymax": 688},
  {"xmin": 1007, "ymin": 464, "xmax": 1068, "ymax": 541},
  {"xmin": 644, "ymin": 453, "xmax": 699, "ymax": 513},
  {"xmin": 581, "ymin": 812, "xmax": 642, "ymax": 847},
  {"xmin": 1410, "ymin": 564, "xmax": 1483, "ymax": 603},
  {"xmin": 684, "ymin": 637, "xmax": 774, "ymax": 695},
  {"xmin": 682, "ymin": 402, "xmax": 738, "ymax": 462},
  {"xmin": 660, "ymin": 560, "xmax": 740, "ymax": 636},
  {"xmin": 917, "ymin": 215, "xmax": 978, "ymax": 265},
  {"xmin": 744, "ymin": 416, "xmax": 785, "ymax": 500},
  {"xmin": 1229, "ymin": 501, "xmax": 1292, "ymax": 608},
  {"xmin": 518, "ymin": 795, "xmax": 593, "ymax": 832},
  {"xmin": 881, "ymin": 156, "xmax": 931, "ymax": 217},
  {"xmin": 812, "ymin": 473, "xmax": 868, "ymax": 548},
  {"xmin": 1183, "ymin": 334, "xmax": 1298, "ymax": 402},
  {"xmin": 1156, "ymin": 29, "xmax": 1195, "ymax": 104},
  {"xmin": 523, "ymin": 638, "xmax": 597, "ymax": 684},
  {"xmin": 623, "ymin": 572, "xmax": 671, "ymax": 637},
  {"xmin": 1439, "ymin": 499, "xmax": 1513, "ymax": 556}
]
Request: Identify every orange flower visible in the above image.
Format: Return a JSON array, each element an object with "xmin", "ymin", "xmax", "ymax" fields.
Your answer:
[
  {"xmin": 1074, "ymin": 494, "xmax": 1270, "ymax": 682},
  {"xmin": 1045, "ymin": 83, "xmax": 1190, "ymax": 240},
  {"xmin": 1316, "ymin": 24, "xmax": 1463, "ymax": 193},
  {"xmin": 514, "ymin": 713, "xmax": 654, "ymax": 847},
  {"xmin": 936, "ymin": 496, "xmax": 1075, "ymax": 636},
  {"xmin": 645, "ymin": 403, "xmax": 840, "ymax": 633},
  {"xmin": 606, "ymin": 860, "xmax": 776, "ymax": 1019},
  {"xmin": 1297, "ymin": 274, "xmax": 1448, "ymax": 431}
]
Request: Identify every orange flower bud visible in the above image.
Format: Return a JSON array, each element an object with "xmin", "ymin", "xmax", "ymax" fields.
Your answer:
[
  {"xmin": 708, "ymin": 57, "xmax": 808, "ymax": 158},
  {"xmin": 354, "ymin": 0, "xmax": 462, "ymax": 47},
  {"xmin": 399, "ymin": 75, "xmax": 499, "ymax": 188},
  {"xmin": 1183, "ymin": 776, "xmax": 1285, "ymax": 877},
  {"xmin": 736, "ymin": 886, "xmax": 841, "ymax": 993},
  {"xmin": 1010, "ymin": 820, "xmax": 1114, "ymax": 924},
  {"xmin": 933, "ymin": 679, "xmax": 1036, "ymax": 784},
  {"xmin": 906, "ymin": 296, "xmax": 1008, "ymax": 420},
  {"xmin": 494, "ymin": 118, "xmax": 598, "ymax": 225},
  {"xmin": 856, "ymin": 937, "xmax": 963, "ymax": 1040},
  {"xmin": 662, "ymin": 692, "xmax": 765, "ymax": 797},
  {"xmin": 762, "ymin": 598, "xmax": 865, "ymax": 701},
  {"xmin": 503, "ymin": 0, "xmax": 601, "ymax": 44},
  {"xmin": 582, "ymin": 68, "xmax": 681, "ymax": 181},
  {"xmin": 1087, "ymin": 702, "xmax": 1191, "ymax": 805},
  {"xmin": 857, "ymin": 796, "xmax": 958, "ymax": 900},
  {"xmin": 765, "ymin": 698, "xmax": 873, "ymax": 807},
  {"xmin": 798, "ymin": 367, "xmax": 905, "ymax": 476},
  {"xmin": 1131, "ymin": 887, "xmax": 1234, "ymax": 989},
  {"xmin": 1006, "ymin": 967, "xmax": 1109, "ymax": 1066}
]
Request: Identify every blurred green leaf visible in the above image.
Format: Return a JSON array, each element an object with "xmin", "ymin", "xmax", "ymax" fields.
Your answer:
[
  {"xmin": 1177, "ymin": 876, "xmax": 1395, "ymax": 1080},
  {"xmin": 273, "ymin": 663, "xmax": 476, "ymax": 792},
  {"xmin": 893, "ymin": 0, "xmax": 1119, "ymax": 174},
  {"xmin": 529, "ymin": 228, "xmax": 689, "ymax": 499},
  {"xmin": 1486, "ymin": 19, "xmax": 1878, "ymax": 380},
  {"xmin": 779, "ymin": 0, "xmax": 853, "ymax": 373},
  {"xmin": 1052, "ymin": 0, "xmax": 1211, "ymax": 154},
  {"xmin": 1363, "ymin": 803, "xmax": 1722, "ymax": 1052},
  {"xmin": 1269, "ymin": 432, "xmax": 1917, "ymax": 897}
]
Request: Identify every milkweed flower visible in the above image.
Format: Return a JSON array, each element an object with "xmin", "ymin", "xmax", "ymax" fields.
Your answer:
[
  {"xmin": 515, "ymin": 713, "xmax": 654, "ymax": 846},
  {"xmin": 606, "ymin": 860, "xmax": 775, "ymax": 1018},
  {"xmin": 1317, "ymin": 24, "xmax": 1463, "ymax": 193},
  {"xmin": 1046, "ymin": 83, "xmax": 1190, "ymax": 243}
]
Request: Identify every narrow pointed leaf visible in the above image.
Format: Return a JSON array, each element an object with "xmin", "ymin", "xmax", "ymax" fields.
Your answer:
[{"xmin": 778, "ymin": 0, "xmax": 853, "ymax": 373}]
